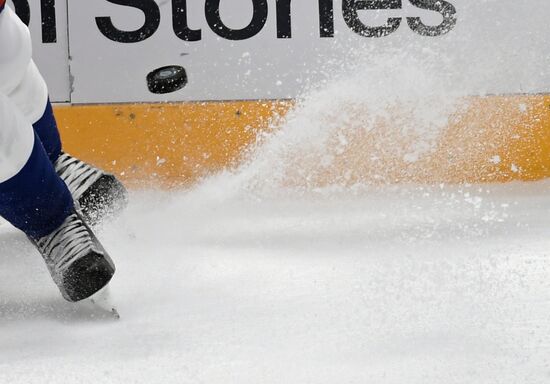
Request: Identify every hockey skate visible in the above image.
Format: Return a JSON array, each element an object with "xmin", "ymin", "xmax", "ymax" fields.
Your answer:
[
  {"xmin": 54, "ymin": 153, "xmax": 128, "ymax": 226},
  {"xmin": 30, "ymin": 209, "xmax": 115, "ymax": 302}
]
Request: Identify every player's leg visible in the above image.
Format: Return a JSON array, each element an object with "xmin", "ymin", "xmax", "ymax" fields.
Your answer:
[
  {"xmin": 0, "ymin": 5, "xmax": 128, "ymax": 226},
  {"xmin": 0, "ymin": 91, "xmax": 115, "ymax": 302},
  {"xmin": 0, "ymin": 6, "xmax": 116, "ymax": 301}
]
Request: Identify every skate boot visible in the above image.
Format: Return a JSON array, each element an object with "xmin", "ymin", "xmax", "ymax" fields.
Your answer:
[
  {"xmin": 54, "ymin": 153, "xmax": 128, "ymax": 226},
  {"xmin": 30, "ymin": 209, "xmax": 116, "ymax": 302}
]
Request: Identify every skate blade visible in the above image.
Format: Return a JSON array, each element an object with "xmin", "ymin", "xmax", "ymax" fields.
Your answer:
[{"xmin": 88, "ymin": 286, "xmax": 120, "ymax": 320}]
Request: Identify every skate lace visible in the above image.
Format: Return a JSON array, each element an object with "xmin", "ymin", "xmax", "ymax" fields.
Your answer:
[
  {"xmin": 36, "ymin": 213, "xmax": 97, "ymax": 271},
  {"xmin": 55, "ymin": 154, "xmax": 103, "ymax": 200}
]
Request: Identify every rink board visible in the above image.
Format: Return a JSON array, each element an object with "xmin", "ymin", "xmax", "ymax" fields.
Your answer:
[
  {"xmin": 10, "ymin": 0, "xmax": 550, "ymax": 186},
  {"xmin": 53, "ymin": 95, "xmax": 550, "ymax": 188}
]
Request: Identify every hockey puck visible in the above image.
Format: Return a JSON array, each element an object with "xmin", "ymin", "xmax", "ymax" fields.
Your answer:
[{"xmin": 147, "ymin": 65, "xmax": 188, "ymax": 94}]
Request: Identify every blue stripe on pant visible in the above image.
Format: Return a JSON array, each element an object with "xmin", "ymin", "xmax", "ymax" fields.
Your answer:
[{"xmin": 33, "ymin": 99, "xmax": 62, "ymax": 163}]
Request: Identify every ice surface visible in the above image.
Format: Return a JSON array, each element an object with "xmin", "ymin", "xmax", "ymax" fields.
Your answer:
[{"xmin": 1, "ymin": 181, "xmax": 550, "ymax": 384}]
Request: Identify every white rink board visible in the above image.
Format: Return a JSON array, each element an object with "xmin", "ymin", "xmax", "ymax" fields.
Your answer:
[{"xmin": 16, "ymin": 0, "xmax": 550, "ymax": 104}]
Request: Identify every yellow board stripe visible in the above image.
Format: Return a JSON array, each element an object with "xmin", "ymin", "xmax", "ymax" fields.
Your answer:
[
  {"xmin": 53, "ymin": 95, "xmax": 550, "ymax": 187},
  {"xmin": 54, "ymin": 101, "xmax": 291, "ymax": 188}
]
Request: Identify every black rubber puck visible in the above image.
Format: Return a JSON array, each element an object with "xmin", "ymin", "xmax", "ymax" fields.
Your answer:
[{"xmin": 147, "ymin": 65, "xmax": 188, "ymax": 94}]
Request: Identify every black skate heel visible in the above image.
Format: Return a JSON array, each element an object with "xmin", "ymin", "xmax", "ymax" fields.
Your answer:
[
  {"xmin": 78, "ymin": 173, "xmax": 128, "ymax": 226},
  {"xmin": 62, "ymin": 250, "xmax": 115, "ymax": 302}
]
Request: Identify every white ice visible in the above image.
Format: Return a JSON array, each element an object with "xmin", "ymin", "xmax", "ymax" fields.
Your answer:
[{"xmin": 1, "ymin": 181, "xmax": 550, "ymax": 384}]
